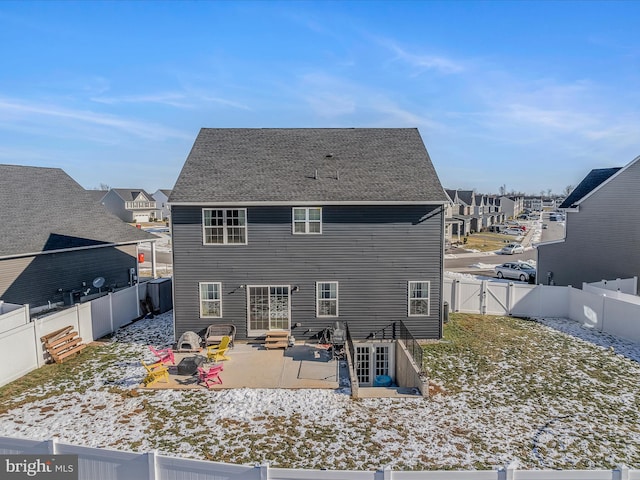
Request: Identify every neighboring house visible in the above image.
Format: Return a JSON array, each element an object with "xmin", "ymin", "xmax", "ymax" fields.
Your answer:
[
  {"xmin": 537, "ymin": 159, "xmax": 638, "ymax": 290},
  {"xmin": 170, "ymin": 128, "xmax": 449, "ymax": 352},
  {"xmin": 456, "ymin": 190, "xmax": 482, "ymax": 233},
  {"xmin": 101, "ymin": 188, "xmax": 157, "ymax": 223},
  {"xmin": 444, "ymin": 190, "xmax": 462, "ymax": 244},
  {"xmin": 0, "ymin": 165, "xmax": 157, "ymax": 310},
  {"xmin": 523, "ymin": 197, "xmax": 542, "ymax": 211},
  {"xmin": 498, "ymin": 195, "xmax": 524, "ymax": 219},
  {"xmin": 485, "ymin": 196, "xmax": 505, "ymax": 225},
  {"xmin": 153, "ymin": 189, "xmax": 172, "ymax": 221}
]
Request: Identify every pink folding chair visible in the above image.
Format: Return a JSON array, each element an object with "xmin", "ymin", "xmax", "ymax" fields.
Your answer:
[
  {"xmin": 149, "ymin": 345, "xmax": 175, "ymax": 365},
  {"xmin": 197, "ymin": 364, "xmax": 224, "ymax": 388}
]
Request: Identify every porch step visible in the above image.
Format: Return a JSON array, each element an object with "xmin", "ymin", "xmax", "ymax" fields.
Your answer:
[{"xmin": 265, "ymin": 331, "xmax": 289, "ymax": 349}]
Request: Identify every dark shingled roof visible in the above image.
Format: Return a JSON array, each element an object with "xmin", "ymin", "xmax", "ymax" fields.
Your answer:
[
  {"xmin": 170, "ymin": 128, "xmax": 448, "ymax": 204},
  {"xmin": 85, "ymin": 189, "xmax": 108, "ymax": 202},
  {"xmin": 456, "ymin": 190, "xmax": 475, "ymax": 206},
  {"xmin": 559, "ymin": 167, "xmax": 622, "ymax": 209},
  {"xmin": 0, "ymin": 165, "xmax": 156, "ymax": 258},
  {"xmin": 111, "ymin": 188, "xmax": 154, "ymax": 201}
]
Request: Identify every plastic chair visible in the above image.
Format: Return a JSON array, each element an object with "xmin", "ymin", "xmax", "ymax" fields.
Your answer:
[
  {"xmin": 141, "ymin": 360, "xmax": 169, "ymax": 386},
  {"xmin": 197, "ymin": 364, "xmax": 224, "ymax": 388},
  {"xmin": 206, "ymin": 335, "xmax": 231, "ymax": 362},
  {"xmin": 149, "ymin": 345, "xmax": 175, "ymax": 365}
]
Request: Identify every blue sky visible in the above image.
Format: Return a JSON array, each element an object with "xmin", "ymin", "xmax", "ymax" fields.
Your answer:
[{"xmin": 1, "ymin": 1, "xmax": 639, "ymax": 195}]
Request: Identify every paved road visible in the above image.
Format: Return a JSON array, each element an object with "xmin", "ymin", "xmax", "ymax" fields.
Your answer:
[{"xmin": 445, "ymin": 213, "xmax": 565, "ymax": 276}]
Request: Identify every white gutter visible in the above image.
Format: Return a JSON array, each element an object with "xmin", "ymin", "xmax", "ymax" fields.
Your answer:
[
  {"xmin": 169, "ymin": 200, "xmax": 448, "ymax": 207},
  {"xmin": 0, "ymin": 239, "xmax": 157, "ymax": 261}
]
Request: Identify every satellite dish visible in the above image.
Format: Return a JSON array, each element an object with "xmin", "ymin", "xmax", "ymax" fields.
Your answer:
[{"xmin": 92, "ymin": 277, "xmax": 105, "ymax": 291}]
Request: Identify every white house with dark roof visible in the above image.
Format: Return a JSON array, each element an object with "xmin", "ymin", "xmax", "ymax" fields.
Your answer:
[
  {"xmin": 169, "ymin": 128, "xmax": 448, "ymax": 384},
  {"xmin": 101, "ymin": 188, "xmax": 157, "ymax": 223},
  {"xmin": 0, "ymin": 165, "xmax": 157, "ymax": 310},
  {"xmin": 153, "ymin": 189, "xmax": 172, "ymax": 221},
  {"xmin": 537, "ymin": 157, "xmax": 638, "ymax": 290}
]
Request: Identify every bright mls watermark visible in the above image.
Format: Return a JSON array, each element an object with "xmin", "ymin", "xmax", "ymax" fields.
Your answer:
[{"xmin": 1, "ymin": 455, "xmax": 78, "ymax": 479}]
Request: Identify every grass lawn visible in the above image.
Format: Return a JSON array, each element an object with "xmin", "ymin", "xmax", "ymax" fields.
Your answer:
[
  {"xmin": 1, "ymin": 312, "xmax": 640, "ymax": 471},
  {"xmin": 459, "ymin": 232, "xmax": 517, "ymax": 251}
]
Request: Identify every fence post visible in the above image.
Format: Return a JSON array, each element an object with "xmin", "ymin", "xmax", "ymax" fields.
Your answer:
[
  {"xmin": 613, "ymin": 464, "xmax": 629, "ymax": 480},
  {"xmin": 46, "ymin": 437, "xmax": 58, "ymax": 454},
  {"xmin": 600, "ymin": 294, "xmax": 606, "ymax": 333},
  {"xmin": 506, "ymin": 460, "xmax": 519, "ymax": 480},
  {"xmin": 136, "ymin": 282, "xmax": 141, "ymax": 318},
  {"xmin": 257, "ymin": 463, "xmax": 269, "ymax": 480},
  {"xmin": 147, "ymin": 449, "xmax": 158, "ymax": 480},
  {"xmin": 453, "ymin": 280, "xmax": 460, "ymax": 312},
  {"xmin": 382, "ymin": 465, "xmax": 393, "ymax": 480},
  {"xmin": 108, "ymin": 293, "xmax": 114, "ymax": 334}
]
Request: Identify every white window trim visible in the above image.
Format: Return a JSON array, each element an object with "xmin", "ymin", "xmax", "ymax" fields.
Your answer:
[
  {"xmin": 408, "ymin": 280, "xmax": 430, "ymax": 317},
  {"xmin": 246, "ymin": 285, "xmax": 292, "ymax": 336},
  {"xmin": 316, "ymin": 281, "xmax": 339, "ymax": 317},
  {"xmin": 202, "ymin": 208, "xmax": 248, "ymax": 245},
  {"xmin": 199, "ymin": 282, "xmax": 222, "ymax": 318},
  {"xmin": 292, "ymin": 207, "xmax": 322, "ymax": 234}
]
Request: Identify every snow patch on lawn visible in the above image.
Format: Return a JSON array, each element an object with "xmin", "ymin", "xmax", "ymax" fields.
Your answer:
[{"xmin": 2, "ymin": 311, "xmax": 640, "ymax": 470}]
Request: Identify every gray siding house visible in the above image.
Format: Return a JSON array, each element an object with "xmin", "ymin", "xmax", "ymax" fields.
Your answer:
[
  {"xmin": 537, "ymin": 156, "xmax": 639, "ymax": 291},
  {"xmin": 170, "ymin": 128, "xmax": 449, "ymax": 345},
  {"xmin": 0, "ymin": 165, "xmax": 157, "ymax": 310},
  {"xmin": 101, "ymin": 188, "xmax": 157, "ymax": 223},
  {"xmin": 153, "ymin": 189, "xmax": 172, "ymax": 221}
]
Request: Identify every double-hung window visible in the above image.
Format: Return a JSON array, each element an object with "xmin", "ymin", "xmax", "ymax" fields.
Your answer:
[
  {"xmin": 408, "ymin": 281, "xmax": 430, "ymax": 316},
  {"xmin": 293, "ymin": 207, "xmax": 322, "ymax": 234},
  {"xmin": 203, "ymin": 208, "xmax": 247, "ymax": 244},
  {"xmin": 200, "ymin": 282, "xmax": 222, "ymax": 318},
  {"xmin": 316, "ymin": 281, "xmax": 338, "ymax": 317}
]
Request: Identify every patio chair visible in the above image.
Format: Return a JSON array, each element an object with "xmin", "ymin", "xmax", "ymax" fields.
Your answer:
[
  {"xmin": 204, "ymin": 324, "xmax": 236, "ymax": 349},
  {"xmin": 141, "ymin": 360, "xmax": 169, "ymax": 386},
  {"xmin": 149, "ymin": 345, "xmax": 175, "ymax": 365},
  {"xmin": 206, "ymin": 335, "xmax": 231, "ymax": 362},
  {"xmin": 197, "ymin": 364, "xmax": 224, "ymax": 388}
]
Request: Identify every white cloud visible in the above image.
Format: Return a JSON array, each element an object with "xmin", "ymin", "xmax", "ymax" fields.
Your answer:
[
  {"xmin": 0, "ymin": 97, "xmax": 192, "ymax": 141},
  {"xmin": 91, "ymin": 90, "xmax": 252, "ymax": 111},
  {"xmin": 373, "ymin": 36, "xmax": 465, "ymax": 75}
]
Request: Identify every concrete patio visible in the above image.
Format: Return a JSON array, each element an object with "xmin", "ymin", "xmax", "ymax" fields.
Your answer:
[{"xmin": 141, "ymin": 342, "xmax": 345, "ymax": 390}]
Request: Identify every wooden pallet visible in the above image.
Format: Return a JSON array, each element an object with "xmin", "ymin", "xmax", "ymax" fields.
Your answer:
[
  {"xmin": 41, "ymin": 326, "xmax": 87, "ymax": 363},
  {"xmin": 264, "ymin": 331, "xmax": 289, "ymax": 349}
]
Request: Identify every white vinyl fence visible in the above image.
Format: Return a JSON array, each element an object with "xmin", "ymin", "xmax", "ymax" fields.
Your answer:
[
  {"xmin": 0, "ymin": 436, "xmax": 636, "ymax": 480},
  {"xmin": 444, "ymin": 277, "xmax": 640, "ymax": 343},
  {"xmin": 0, "ymin": 283, "xmax": 147, "ymax": 387}
]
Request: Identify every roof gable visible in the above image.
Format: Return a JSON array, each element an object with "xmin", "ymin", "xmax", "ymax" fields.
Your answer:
[
  {"xmin": 0, "ymin": 165, "xmax": 155, "ymax": 258},
  {"xmin": 170, "ymin": 128, "xmax": 448, "ymax": 204},
  {"xmin": 112, "ymin": 188, "xmax": 154, "ymax": 202},
  {"xmin": 456, "ymin": 190, "xmax": 475, "ymax": 206}
]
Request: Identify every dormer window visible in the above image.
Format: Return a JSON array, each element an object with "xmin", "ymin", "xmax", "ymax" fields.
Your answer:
[{"xmin": 292, "ymin": 207, "xmax": 322, "ymax": 234}]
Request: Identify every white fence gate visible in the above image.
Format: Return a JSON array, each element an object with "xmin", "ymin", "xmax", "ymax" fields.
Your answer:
[{"xmin": 444, "ymin": 276, "xmax": 640, "ymax": 344}]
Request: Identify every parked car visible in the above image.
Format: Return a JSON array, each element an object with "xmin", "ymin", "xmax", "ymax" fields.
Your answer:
[
  {"xmin": 500, "ymin": 243, "xmax": 524, "ymax": 255},
  {"xmin": 495, "ymin": 262, "xmax": 536, "ymax": 282},
  {"xmin": 503, "ymin": 228, "xmax": 524, "ymax": 236}
]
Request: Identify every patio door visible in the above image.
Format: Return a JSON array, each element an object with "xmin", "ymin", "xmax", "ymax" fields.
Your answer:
[
  {"xmin": 247, "ymin": 286, "xmax": 290, "ymax": 336},
  {"xmin": 354, "ymin": 343, "xmax": 394, "ymax": 386}
]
